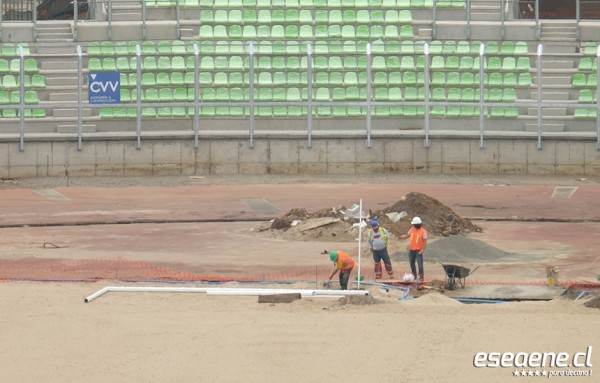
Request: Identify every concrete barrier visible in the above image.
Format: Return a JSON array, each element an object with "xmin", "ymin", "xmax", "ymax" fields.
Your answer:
[{"xmin": 1, "ymin": 133, "xmax": 599, "ymax": 178}]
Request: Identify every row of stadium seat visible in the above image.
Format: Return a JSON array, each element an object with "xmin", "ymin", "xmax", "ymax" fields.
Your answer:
[
  {"xmin": 0, "ymin": 74, "xmax": 46, "ymax": 88},
  {"xmin": 115, "ymin": 86, "xmax": 518, "ymax": 102},
  {"xmin": 197, "ymin": 24, "xmax": 414, "ymax": 39},
  {"xmin": 0, "ymin": 108, "xmax": 46, "ymax": 118},
  {"xmin": 198, "ymin": 9, "xmax": 412, "ymax": 24},
  {"xmin": 0, "ymin": 43, "xmax": 31, "ymax": 57},
  {"xmin": 98, "ymin": 105, "xmax": 515, "ymax": 119},
  {"xmin": 0, "ymin": 90, "xmax": 40, "ymax": 104},
  {"xmin": 145, "ymin": 0, "xmax": 465, "ymax": 8},
  {"xmin": 116, "ymin": 71, "xmax": 532, "ymax": 87},
  {"xmin": 87, "ymin": 55, "xmax": 532, "ymax": 72},
  {"xmin": 87, "ymin": 40, "xmax": 529, "ymax": 56},
  {"xmin": 0, "ymin": 58, "xmax": 39, "ymax": 73}
]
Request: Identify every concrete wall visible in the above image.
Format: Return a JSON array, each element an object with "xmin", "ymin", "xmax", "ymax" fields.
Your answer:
[{"xmin": 1, "ymin": 135, "xmax": 599, "ymax": 178}]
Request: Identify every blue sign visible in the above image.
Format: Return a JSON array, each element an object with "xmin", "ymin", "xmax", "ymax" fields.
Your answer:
[{"xmin": 88, "ymin": 72, "xmax": 120, "ymax": 104}]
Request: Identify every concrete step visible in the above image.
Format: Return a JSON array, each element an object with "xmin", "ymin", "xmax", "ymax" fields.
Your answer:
[
  {"xmin": 56, "ymin": 124, "xmax": 97, "ymax": 133},
  {"xmin": 527, "ymin": 108, "xmax": 567, "ymax": 116},
  {"xmin": 470, "ymin": 14, "xmax": 501, "ymax": 21},
  {"xmin": 37, "ymin": 36, "xmax": 73, "ymax": 42},
  {"xmin": 530, "ymin": 91, "xmax": 570, "ymax": 100},
  {"xmin": 111, "ymin": 13, "xmax": 142, "ymax": 22},
  {"xmin": 53, "ymin": 108, "xmax": 93, "ymax": 118},
  {"xmin": 41, "ymin": 61, "xmax": 78, "ymax": 70},
  {"xmin": 417, "ymin": 27, "xmax": 432, "ymax": 39},
  {"xmin": 45, "ymin": 77, "xmax": 79, "ymax": 86},
  {"xmin": 49, "ymin": 92, "xmax": 87, "ymax": 102},
  {"xmin": 180, "ymin": 29, "xmax": 196, "ymax": 38},
  {"xmin": 541, "ymin": 76, "xmax": 573, "ymax": 85},
  {"xmin": 525, "ymin": 123, "xmax": 565, "ymax": 132},
  {"xmin": 540, "ymin": 60, "xmax": 575, "ymax": 70},
  {"xmin": 36, "ymin": 45, "xmax": 76, "ymax": 54}
]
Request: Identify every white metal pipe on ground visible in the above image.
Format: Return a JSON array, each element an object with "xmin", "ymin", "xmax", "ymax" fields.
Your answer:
[{"xmin": 85, "ymin": 286, "xmax": 369, "ymax": 303}]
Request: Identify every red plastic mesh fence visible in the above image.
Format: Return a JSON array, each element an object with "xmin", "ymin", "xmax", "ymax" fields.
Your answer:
[{"xmin": 1, "ymin": 257, "xmax": 599, "ymax": 290}]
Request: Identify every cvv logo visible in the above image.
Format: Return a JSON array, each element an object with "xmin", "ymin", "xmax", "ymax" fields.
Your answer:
[
  {"xmin": 89, "ymin": 73, "xmax": 119, "ymax": 93},
  {"xmin": 88, "ymin": 72, "xmax": 120, "ymax": 104}
]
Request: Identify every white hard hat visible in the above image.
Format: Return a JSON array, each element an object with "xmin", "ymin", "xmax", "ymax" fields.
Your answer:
[{"xmin": 411, "ymin": 217, "xmax": 422, "ymax": 225}]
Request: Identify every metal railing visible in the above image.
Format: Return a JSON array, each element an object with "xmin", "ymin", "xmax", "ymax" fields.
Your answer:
[
  {"xmin": 2, "ymin": 42, "xmax": 600, "ymax": 152},
  {"xmin": 2, "ymin": 0, "xmax": 600, "ymax": 42}
]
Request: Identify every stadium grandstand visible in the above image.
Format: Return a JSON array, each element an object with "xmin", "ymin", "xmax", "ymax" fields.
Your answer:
[{"xmin": 0, "ymin": 0, "xmax": 599, "ymax": 176}]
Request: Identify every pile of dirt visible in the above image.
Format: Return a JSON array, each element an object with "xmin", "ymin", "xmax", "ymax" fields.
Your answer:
[
  {"xmin": 583, "ymin": 296, "xmax": 600, "ymax": 310},
  {"xmin": 373, "ymin": 192, "xmax": 481, "ymax": 237},
  {"xmin": 254, "ymin": 192, "xmax": 481, "ymax": 242}
]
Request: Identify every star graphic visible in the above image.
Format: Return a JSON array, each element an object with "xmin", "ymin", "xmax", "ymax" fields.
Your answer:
[
  {"xmin": 541, "ymin": 370, "xmax": 548, "ymax": 377},
  {"xmin": 521, "ymin": 370, "xmax": 528, "ymax": 377},
  {"xmin": 535, "ymin": 370, "xmax": 541, "ymax": 377},
  {"xmin": 513, "ymin": 370, "xmax": 520, "ymax": 376},
  {"xmin": 528, "ymin": 370, "xmax": 534, "ymax": 377}
]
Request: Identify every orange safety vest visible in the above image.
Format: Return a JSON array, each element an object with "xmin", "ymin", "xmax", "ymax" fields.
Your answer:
[
  {"xmin": 408, "ymin": 227, "xmax": 427, "ymax": 251},
  {"xmin": 335, "ymin": 251, "xmax": 355, "ymax": 271}
]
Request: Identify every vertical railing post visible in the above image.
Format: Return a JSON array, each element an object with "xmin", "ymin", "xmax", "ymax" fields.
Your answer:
[
  {"xmin": 576, "ymin": 0, "xmax": 581, "ymax": 40},
  {"xmin": 108, "ymin": 0, "xmax": 113, "ymax": 40},
  {"xmin": 307, "ymin": 42, "xmax": 313, "ymax": 149},
  {"xmin": 77, "ymin": 45, "xmax": 83, "ymax": 150},
  {"xmin": 142, "ymin": 0, "xmax": 147, "ymax": 40},
  {"xmin": 0, "ymin": 0, "xmax": 3, "ymax": 42},
  {"xmin": 193, "ymin": 43, "xmax": 200, "ymax": 149},
  {"xmin": 479, "ymin": 43, "xmax": 486, "ymax": 148},
  {"xmin": 596, "ymin": 45, "xmax": 600, "ymax": 150},
  {"xmin": 424, "ymin": 42, "xmax": 431, "ymax": 148},
  {"xmin": 32, "ymin": 0, "xmax": 37, "ymax": 41},
  {"xmin": 536, "ymin": 43, "xmax": 543, "ymax": 150},
  {"xmin": 500, "ymin": 0, "xmax": 505, "ymax": 40},
  {"xmin": 535, "ymin": 0, "xmax": 540, "ymax": 40},
  {"xmin": 248, "ymin": 43, "xmax": 255, "ymax": 149},
  {"xmin": 18, "ymin": 45, "xmax": 25, "ymax": 152},
  {"xmin": 74, "ymin": 0, "xmax": 79, "ymax": 40},
  {"xmin": 135, "ymin": 44, "xmax": 142, "ymax": 149},
  {"xmin": 366, "ymin": 43, "xmax": 372, "ymax": 148},
  {"xmin": 432, "ymin": 0, "xmax": 437, "ymax": 39},
  {"xmin": 176, "ymin": 0, "xmax": 181, "ymax": 39},
  {"xmin": 466, "ymin": 0, "xmax": 471, "ymax": 39}
]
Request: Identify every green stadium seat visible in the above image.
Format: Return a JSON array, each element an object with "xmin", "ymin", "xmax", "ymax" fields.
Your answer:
[
  {"xmin": 518, "ymin": 73, "xmax": 532, "ymax": 86},
  {"xmin": 431, "ymin": 72, "xmax": 445, "ymax": 85},
  {"xmin": 456, "ymin": 41, "xmax": 470, "ymax": 55},
  {"xmin": 587, "ymin": 74, "xmax": 598, "ymax": 87},
  {"xmin": 503, "ymin": 72, "xmax": 517, "ymax": 87},
  {"xmin": 579, "ymin": 89, "xmax": 594, "ymax": 103},
  {"xmin": 516, "ymin": 57, "xmax": 531, "ymax": 71},
  {"xmin": 514, "ymin": 41, "xmax": 528, "ymax": 55},
  {"xmin": 156, "ymin": 72, "xmax": 169, "ymax": 86}
]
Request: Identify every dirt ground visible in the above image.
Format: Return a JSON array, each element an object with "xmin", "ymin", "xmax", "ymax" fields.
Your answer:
[
  {"xmin": 0, "ymin": 282, "xmax": 598, "ymax": 383},
  {"xmin": 0, "ymin": 174, "xmax": 599, "ymax": 382}
]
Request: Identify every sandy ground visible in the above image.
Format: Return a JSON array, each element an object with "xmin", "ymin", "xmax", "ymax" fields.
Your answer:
[{"xmin": 0, "ymin": 282, "xmax": 598, "ymax": 383}]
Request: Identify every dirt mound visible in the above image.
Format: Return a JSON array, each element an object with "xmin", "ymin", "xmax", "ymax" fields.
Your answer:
[
  {"xmin": 373, "ymin": 192, "xmax": 481, "ymax": 237},
  {"xmin": 254, "ymin": 192, "xmax": 480, "ymax": 242},
  {"xmin": 336, "ymin": 295, "xmax": 377, "ymax": 306},
  {"xmin": 583, "ymin": 296, "xmax": 600, "ymax": 309}
]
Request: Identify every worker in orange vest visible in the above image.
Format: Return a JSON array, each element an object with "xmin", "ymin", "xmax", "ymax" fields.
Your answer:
[
  {"xmin": 399, "ymin": 217, "xmax": 428, "ymax": 281},
  {"xmin": 326, "ymin": 250, "xmax": 355, "ymax": 290}
]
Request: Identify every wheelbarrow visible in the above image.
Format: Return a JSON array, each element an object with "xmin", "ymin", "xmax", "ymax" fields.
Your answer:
[{"xmin": 437, "ymin": 262, "xmax": 479, "ymax": 290}]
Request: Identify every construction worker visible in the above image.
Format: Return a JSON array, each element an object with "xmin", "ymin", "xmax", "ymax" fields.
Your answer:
[
  {"xmin": 367, "ymin": 220, "xmax": 394, "ymax": 280},
  {"xmin": 399, "ymin": 217, "xmax": 428, "ymax": 281},
  {"xmin": 326, "ymin": 250, "xmax": 355, "ymax": 290}
]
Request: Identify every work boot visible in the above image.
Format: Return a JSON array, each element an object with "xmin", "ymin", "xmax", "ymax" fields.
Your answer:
[{"xmin": 419, "ymin": 275, "xmax": 424, "ymax": 282}]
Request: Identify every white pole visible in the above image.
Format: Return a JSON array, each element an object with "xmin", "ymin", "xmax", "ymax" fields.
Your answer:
[
  {"xmin": 358, "ymin": 199, "xmax": 362, "ymax": 289},
  {"xmin": 84, "ymin": 286, "xmax": 369, "ymax": 303}
]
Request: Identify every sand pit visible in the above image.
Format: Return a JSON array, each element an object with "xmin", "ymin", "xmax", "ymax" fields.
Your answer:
[{"xmin": 1, "ymin": 282, "xmax": 598, "ymax": 383}]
